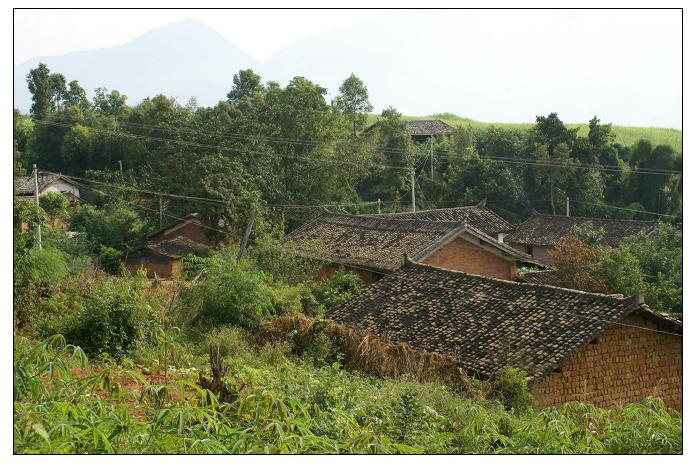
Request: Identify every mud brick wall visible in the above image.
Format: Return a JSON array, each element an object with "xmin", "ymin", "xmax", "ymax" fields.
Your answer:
[
  {"xmin": 424, "ymin": 237, "xmax": 516, "ymax": 280},
  {"xmin": 126, "ymin": 255, "xmax": 182, "ymax": 279},
  {"xmin": 532, "ymin": 314, "xmax": 682, "ymax": 410}
]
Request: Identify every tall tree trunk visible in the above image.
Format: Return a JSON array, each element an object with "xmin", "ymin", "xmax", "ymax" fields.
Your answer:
[{"xmin": 550, "ymin": 187, "xmax": 556, "ymax": 215}]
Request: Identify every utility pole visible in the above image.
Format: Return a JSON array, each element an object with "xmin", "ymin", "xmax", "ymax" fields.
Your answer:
[
  {"xmin": 430, "ymin": 137, "xmax": 434, "ymax": 180},
  {"xmin": 32, "ymin": 164, "xmax": 42, "ymax": 250},
  {"xmin": 377, "ymin": 198, "xmax": 381, "ymax": 214},
  {"xmin": 118, "ymin": 160, "xmax": 123, "ymax": 175},
  {"xmin": 159, "ymin": 195, "xmax": 163, "ymax": 229},
  {"xmin": 237, "ymin": 210, "xmax": 257, "ymax": 262},
  {"xmin": 409, "ymin": 167, "xmax": 416, "ymax": 213},
  {"xmin": 566, "ymin": 196, "xmax": 570, "ymax": 217}
]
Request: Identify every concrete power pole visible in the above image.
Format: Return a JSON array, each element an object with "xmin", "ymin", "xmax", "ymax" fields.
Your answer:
[
  {"xmin": 118, "ymin": 160, "xmax": 123, "ymax": 174},
  {"xmin": 566, "ymin": 196, "xmax": 570, "ymax": 217},
  {"xmin": 159, "ymin": 195, "xmax": 163, "ymax": 228},
  {"xmin": 410, "ymin": 167, "xmax": 416, "ymax": 213},
  {"xmin": 32, "ymin": 164, "xmax": 42, "ymax": 250},
  {"xmin": 430, "ymin": 137, "xmax": 434, "ymax": 180},
  {"xmin": 237, "ymin": 210, "xmax": 257, "ymax": 262},
  {"xmin": 377, "ymin": 198, "xmax": 381, "ymax": 214}
]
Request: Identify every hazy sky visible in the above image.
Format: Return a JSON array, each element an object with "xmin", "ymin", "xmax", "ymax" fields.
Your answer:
[{"xmin": 13, "ymin": 9, "xmax": 682, "ymax": 128}]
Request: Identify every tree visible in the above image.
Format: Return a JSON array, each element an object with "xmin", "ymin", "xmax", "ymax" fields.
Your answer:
[
  {"xmin": 26, "ymin": 63, "xmax": 53, "ymax": 119},
  {"xmin": 39, "ymin": 192, "xmax": 70, "ymax": 224},
  {"xmin": 65, "ymin": 80, "xmax": 90, "ymax": 111},
  {"xmin": 549, "ymin": 237, "xmax": 608, "ymax": 293},
  {"xmin": 227, "ymin": 69, "xmax": 262, "ymax": 102},
  {"xmin": 93, "ymin": 87, "xmax": 128, "ymax": 116},
  {"xmin": 333, "ymin": 73, "xmax": 373, "ymax": 136}
]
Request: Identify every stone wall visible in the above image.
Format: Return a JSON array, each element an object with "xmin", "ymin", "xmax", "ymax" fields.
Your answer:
[{"xmin": 532, "ymin": 314, "xmax": 682, "ymax": 410}]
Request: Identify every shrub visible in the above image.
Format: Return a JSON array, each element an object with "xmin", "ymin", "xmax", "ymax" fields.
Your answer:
[
  {"xmin": 308, "ymin": 270, "xmax": 364, "ymax": 315},
  {"xmin": 98, "ymin": 245, "xmax": 125, "ymax": 275},
  {"xmin": 247, "ymin": 234, "xmax": 320, "ymax": 285},
  {"xmin": 491, "ymin": 367, "xmax": 533, "ymax": 412},
  {"xmin": 39, "ymin": 191, "xmax": 69, "ymax": 223},
  {"xmin": 61, "ymin": 275, "xmax": 157, "ymax": 358},
  {"xmin": 182, "ymin": 254, "xmax": 209, "ymax": 279},
  {"xmin": 182, "ymin": 251, "xmax": 275, "ymax": 328},
  {"xmin": 14, "ymin": 246, "xmax": 69, "ymax": 326}
]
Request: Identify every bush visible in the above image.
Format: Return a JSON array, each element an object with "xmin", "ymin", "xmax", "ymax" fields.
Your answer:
[
  {"xmin": 491, "ymin": 367, "xmax": 533, "ymax": 412},
  {"xmin": 182, "ymin": 250, "xmax": 275, "ymax": 328},
  {"xmin": 14, "ymin": 246, "xmax": 69, "ymax": 326},
  {"xmin": 98, "ymin": 245, "xmax": 125, "ymax": 275},
  {"xmin": 306, "ymin": 270, "xmax": 364, "ymax": 316},
  {"xmin": 247, "ymin": 234, "xmax": 320, "ymax": 285},
  {"xmin": 61, "ymin": 275, "xmax": 157, "ymax": 358}
]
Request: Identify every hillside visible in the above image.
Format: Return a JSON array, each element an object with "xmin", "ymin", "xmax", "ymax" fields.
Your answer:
[{"xmin": 366, "ymin": 114, "xmax": 683, "ymax": 154}]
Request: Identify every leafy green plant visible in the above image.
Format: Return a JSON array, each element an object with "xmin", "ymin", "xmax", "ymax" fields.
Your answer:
[{"xmin": 492, "ymin": 367, "xmax": 533, "ymax": 412}]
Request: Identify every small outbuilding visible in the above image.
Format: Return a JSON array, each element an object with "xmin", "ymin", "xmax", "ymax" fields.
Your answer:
[
  {"xmin": 125, "ymin": 236, "xmax": 210, "ymax": 279},
  {"xmin": 328, "ymin": 259, "xmax": 682, "ymax": 409}
]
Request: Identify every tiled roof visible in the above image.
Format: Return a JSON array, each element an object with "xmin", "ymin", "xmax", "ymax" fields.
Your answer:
[
  {"xmin": 365, "ymin": 203, "xmax": 514, "ymax": 237},
  {"xmin": 327, "ymin": 260, "xmax": 681, "ymax": 381},
  {"xmin": 516, "ymin": 269, "xmax": 560, "ymax": 286},
  {"xmin": 406, "ymin": 120, "xmax": 455, "ymax": 136},
  {"xmin": 146, "ymin": 213, "xmax": 201, "ymax": 239},
  {"xmin": 145, "ymin": 236, "xmax": 210, "ymax": 259},
  {"xmin": 285, "ymin": 213, "xmax": 463, "ymax": 272},
  {"xmin": 504, "ymin": 213, "xmax": 656, "ymax": 248},
  {"xmin": 14, "ymin": 173, "xmax": 79, "ymax": 196}
]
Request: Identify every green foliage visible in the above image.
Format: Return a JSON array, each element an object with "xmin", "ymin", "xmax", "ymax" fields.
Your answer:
[
  {"xmin": 247, "ymin": 234, "xmax": 320, "ymax": 285},
  {"xmin": 596, "ymin": 245, "xmax": 645, "ymax": 298},
  {"xmin": 97, "ymin": 245, "xmax": 125, "ymax": 275},
  {"xmin": 491, "ymin": 367, "xmax": 533, "ymax": 412},
  {"xmin": 572, "ymin": 223, "xmax": 606, "ymax": 247},
  {"xmin": 39, "ymin": 192, "xmax": 70, "ymax": 222},
  {"xmin": 333, "ymin": 73, "xmax": 373, "ymax": 135},
  {"xmin": 69, "ymin": 202, "xmax": 147, "ymax": 253},
  {"xmin": 14, "ymin": 201, "xmax": 45, "ymax": 230},
  {"xmin": 307, "ymin": 270, "xmax": 364, "ymax": 316},
  {"xmin": 182, "ymin": 250, "xmax": 276, "ymax": 328},
  {"xmin": 182, "ymin": 254, "xmax": 209, "ymax": 279},
  {"xmin": 61, "ymin": 275, "xmax": 157, "ymax": 358}
]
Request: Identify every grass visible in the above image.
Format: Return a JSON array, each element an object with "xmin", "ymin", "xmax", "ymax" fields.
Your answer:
[{"xmin": 366, "ymin": 114, "xmax": 683, "ymax": 154}]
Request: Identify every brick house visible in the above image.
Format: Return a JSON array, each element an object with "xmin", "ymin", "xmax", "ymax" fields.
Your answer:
[
  {"xmin": 504, "ymin": 213, "xmax": 657, "ymax": 265},
  {"xmin": 147, "ymin": 213, "xmax": 225, "ymax": 247},
  {"xmin": 125, "ymin": 236, "xmax": 210, "ymax": 278},
  {"xmin": 328, "ymin": 259, "xmax": 682, "ymax": 409},
  {"xmin": 365, "ymin": 201, "xmax": 515, "ymax": 242},
  {"xmin": 285, "ymin": 212, "xmax": 534, "ymax": 283}
]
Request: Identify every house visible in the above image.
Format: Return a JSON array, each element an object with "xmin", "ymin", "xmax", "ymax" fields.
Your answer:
[
  {"xmin": 364, "ymin": 119, "xmax": 455, "ymax": 144},
  {"xmin": 284, "ymin": 212, "xmax": 534, "ymax": 283},
  {"xmin": 405, "ymin": 120, "xmax": 456, "ymax": 143},
  {"xmin": 14, "ymin": 173, "xmax": 81, "ymax": 204},
  {"xmin": 504, "ymin": 213, "xmax": 657, "ymax": 265},
  {"xmin": 327, "ymin": 259, "xmax": 682, "ymax": 409},
  {"xmin": 365, "ymin": 201, "xmax": 514, "ymax": 242},
  {"xmin": 146, "ymin": 213, "xmax": 224, "ymax": 247},
  {"xmin": 125, "ymin": 236, "xmax": 210, "ymax": 278}
]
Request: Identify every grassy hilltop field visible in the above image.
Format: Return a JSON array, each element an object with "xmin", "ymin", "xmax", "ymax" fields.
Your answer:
[{"xmin": 366, "ymin": 114, "xmax": 683, "ymax": 154}]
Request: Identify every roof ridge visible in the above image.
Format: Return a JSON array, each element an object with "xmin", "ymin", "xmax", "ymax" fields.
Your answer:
[
  {"xmin": 530, "ymin": 214, "xmax": 657, "ymax": 224},
  {"xmin": 319, "ymin": 212, "xmax": 462, "ymax": 229},
  {"xmin": 362, "ymin": 204, "xmax": 481, "ymax": 217},
  {"xmin": 408, "ymin": 259, "xmax": 633, "ymax": 302}
]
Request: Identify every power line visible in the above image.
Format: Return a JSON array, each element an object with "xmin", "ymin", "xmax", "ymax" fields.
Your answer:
[
  {"xmin": 568, "ymin": 200, "xmax": 681, "ymax": 219},
  {"xmin": 36, "ymin": 117, "xmax": 682, "ymax": 177}
]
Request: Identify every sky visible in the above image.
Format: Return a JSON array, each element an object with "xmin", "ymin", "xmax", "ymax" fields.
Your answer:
[{"xmin": 13, "ymin": 9, "xmax": 682, "ymax": 128}]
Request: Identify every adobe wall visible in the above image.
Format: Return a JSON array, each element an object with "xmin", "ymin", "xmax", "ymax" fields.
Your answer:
[
  {"xmin": 423, "ymin": 237, "xmax": 516, "ymax": 280},
  {"xmin": 532, "ymin": 314, "xmax": 682, "ymax": 410},
  {"xmin": 125, "ymin": 255, "xmax": 182, "ymax": 279},
  {"xmin": 510, "ymin": 242, "xmax": 553, "ymax": 265}
]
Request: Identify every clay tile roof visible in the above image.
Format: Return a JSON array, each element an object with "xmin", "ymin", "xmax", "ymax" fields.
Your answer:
[
  {"xmin": 365, "ymin": 203, "xmax": 514, "ymax": 237},
  {"xmin": 146, "ymin": 213, "xmax": 201, "ymax": 239},
  {"xmin": 327, "ymin": 260, "xmax": 681, "ymax": 381},
  {"xmin": 284, "ymin": 212, "xmax": 464, "ymax": 272},
  {"xmin": 145, "ymin": 236, "xmax": 210, "ymax": 259},
  {"xmin": 516, "ymin": 269, "xmax": 560, "ymax": 286},
  {"xmin": 406, "ymin": 120, "xmax": 455, "ymax": 136},
  {"xmin": 14, "ymin": 173, "xmax": 78, "ymax": 196},
  {"xmin": 504, "ymin": 214, "xmax": 657, "ymax": 248}
]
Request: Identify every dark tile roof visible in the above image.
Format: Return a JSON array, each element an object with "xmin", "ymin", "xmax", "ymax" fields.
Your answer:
[
  {"xmin": 14, "ymin": 173, "xmax": 79, "ymax": 196},
  {"xmin": 145, "ymin": 236, "xmax": 210, "ymax": 259},
  {"xmin": 406, "ymin": 120, "xmax": 455, "ymax": 136},
  {"xmin": 516, "ymin": 269, "xmax": 560, "ymax": 286},
  {"xmin": 504, "ymin": 213, "xmax": 657, "ymax": 248},
  {"xmin": 285, "ymin": 212, "xmax": 464, "ymax": 272},
  {"xmin": 327, "ymin": 260, "xmax": 680, "ymax": 381},
  {"xmin": 365, "ymin": 203, "xmax": 514, "ymax": 237},
  {"xmin": 146, "ymin": 213, "xmax": 201, "ymax": 239}
]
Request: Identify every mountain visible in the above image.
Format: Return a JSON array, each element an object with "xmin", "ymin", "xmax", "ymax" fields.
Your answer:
[{"xmin": 14, "ymin": 19, "xmax": 257, "ymax": 109}]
